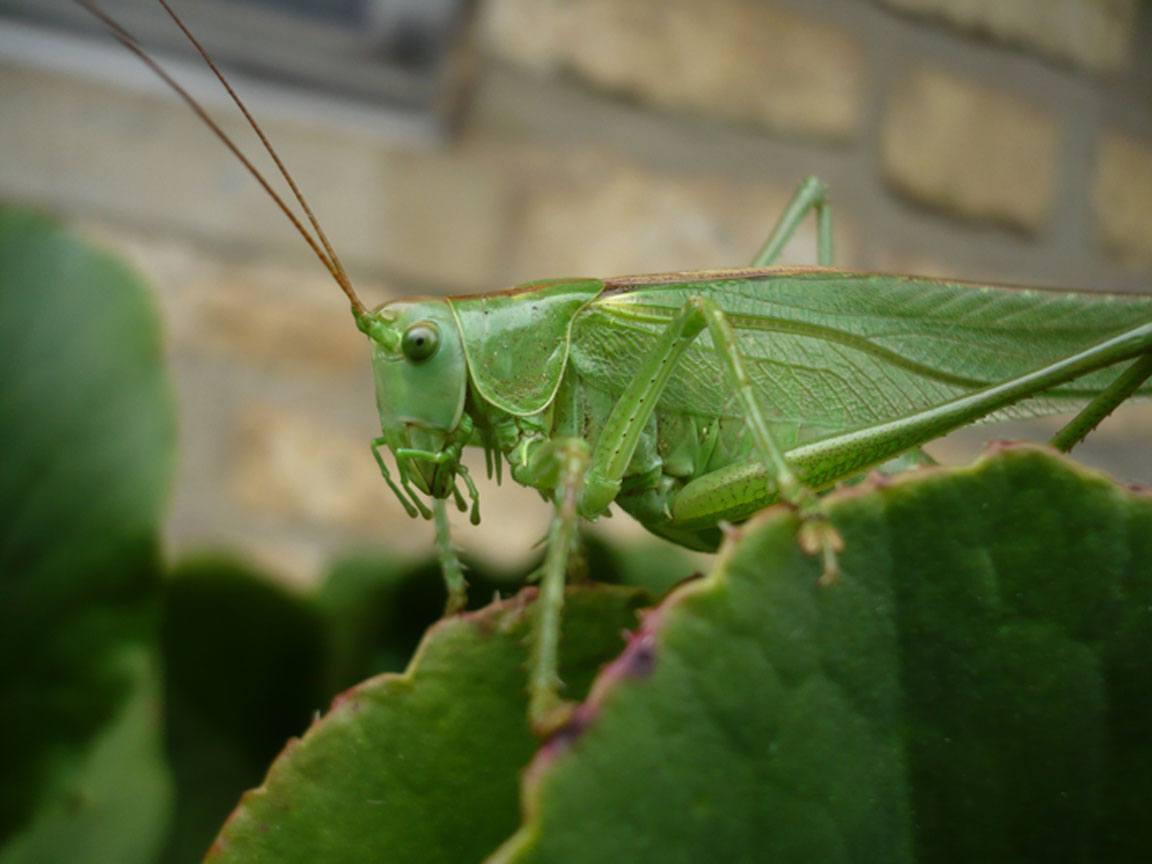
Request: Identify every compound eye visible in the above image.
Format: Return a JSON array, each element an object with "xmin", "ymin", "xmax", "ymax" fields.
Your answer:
[{"xmin": 401, "ymin": 321, "xmax": 440, "ymax": 363}]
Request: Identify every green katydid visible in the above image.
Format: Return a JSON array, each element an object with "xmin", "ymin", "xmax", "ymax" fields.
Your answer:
[{"xmin": 83, "ymin": 0, "xmax": 1152, "ymax": 730}]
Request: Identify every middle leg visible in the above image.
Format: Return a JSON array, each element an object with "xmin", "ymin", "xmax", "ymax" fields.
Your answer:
[
  {"xmin": 582, "ymin": 295, "xmax": 806, "ymax": 517},
  {"xmin": 527, "ymin": 438, "xmax": 590, "ymax": 733}
]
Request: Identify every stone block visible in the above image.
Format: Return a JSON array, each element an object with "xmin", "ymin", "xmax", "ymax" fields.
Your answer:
[
  {"xmin": 0, "ymin": 64, "xmax": 513, "ymax": 292},
  {"xmin": 882, "ymin": 66, "xmax": 1058, "ymax": 230},
  {"xmin": 233, "ymin": 402, "xmax": 402, "ymax": 532},
  {"xmin": 174, "ymin": 266, "xmax": 380, "ymax": 375},
  {"xmin": 1093, "ymin": 131, "xmax": 1152, "ymax": 271},
  {"xmin": 880, "ymin": 0, "xmax": 1139, "ymax": 74},
  {"xmin": 70, "ymin": 225, "xmax": 390, "ymax": 376},
  {"xmin": 482, "ymin": 0, "xmax": 865, "ymax": 140},
  {"xmin": 231, "ymin": 402, "xmax": 557, "ymax": 569},
  {"xmin": 504, "ymin": 150, "xmax": 858, "ymax": 282}
]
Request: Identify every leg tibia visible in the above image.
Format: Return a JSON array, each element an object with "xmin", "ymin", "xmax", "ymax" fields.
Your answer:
[
  {"xmin": 751, "ymin": 175, "xmax": 834, "ymax": 267},
  {"xmin": 1051, "ymin": 354, "xmax": 1152, "ymax": 452},
  {"xmin": 433, "ymin": 498, "xmax": 468, "ymax": 614},
  {"xmin": 529, "ymin": 438, "xmax": 590, "ymax": 733}
]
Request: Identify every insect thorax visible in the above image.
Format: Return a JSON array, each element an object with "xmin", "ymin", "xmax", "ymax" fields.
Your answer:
[{"xmin": 468, "ymin": 366, "xmax": 794, "ymax": 552}]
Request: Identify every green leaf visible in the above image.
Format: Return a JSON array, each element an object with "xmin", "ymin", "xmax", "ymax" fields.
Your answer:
[
  {"xmin": 494, "ymin": 445, "xmax": 1152, "ymax": 864},
  {"xmin": 316, "ymin": 553, "xmax": 527, "ymax": 692},
  {"xmin": 314, "ymin": 543, "xmax": 691, "ymax": 694},
  {"xmin": 0, "ymin": 653, "xmax": 170, "ymax": 864},
  {"xmin": 159, "ymin": 558, "xmax": 329, "ymax": 864},
  {"xmin": 207, "ymin": 585, "xmax": 648, "ymax": 864},
  {"xmin": 0, "ymin": 209, "xmax": 175, "ymax": 855}
]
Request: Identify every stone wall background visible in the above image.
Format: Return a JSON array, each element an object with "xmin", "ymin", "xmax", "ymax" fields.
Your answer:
[{"xmin": 2, "ymin": 0, "xmax": 1150, "ymax": 586}]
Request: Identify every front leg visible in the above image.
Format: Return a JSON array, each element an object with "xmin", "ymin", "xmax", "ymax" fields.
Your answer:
[
  {"xmin": 523, "ymin": 438, "xmax": 590, "ymax": 733},
  {"xmin": 432, "ymin": 498, "xmax": 468, "ymax": 614}
]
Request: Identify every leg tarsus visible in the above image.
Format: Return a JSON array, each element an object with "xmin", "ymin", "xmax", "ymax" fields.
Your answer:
[
  {"xmin": 456, "ymin": 463, "xmax": 482, "ymax": 525},
  {"xmin": 372, "ymin": 437, "xmax": 419, "ymax": 518},
  {"xmin": 797, "ymin": 511, "xmax": 845, "ymax": 586}
]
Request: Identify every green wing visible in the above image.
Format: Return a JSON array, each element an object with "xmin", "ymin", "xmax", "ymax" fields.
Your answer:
[{"xmin": 569, "ymin": 270, "xmax": 1152, "ymax": 437}]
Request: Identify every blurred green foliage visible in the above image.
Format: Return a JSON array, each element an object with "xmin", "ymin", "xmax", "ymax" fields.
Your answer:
[{"xmin": 0, "ymin": 208, "xmax": 173, "ymax": 863}]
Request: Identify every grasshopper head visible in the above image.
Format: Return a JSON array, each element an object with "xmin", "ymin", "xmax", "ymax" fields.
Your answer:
[{"xmin": 361, "ymin": 298, "xmax": 471, "ymax": 511}]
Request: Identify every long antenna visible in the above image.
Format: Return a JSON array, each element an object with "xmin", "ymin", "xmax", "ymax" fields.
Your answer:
[{"xmin": 74, "ymin": 0, "xmax": 369, "ymax": 319}]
